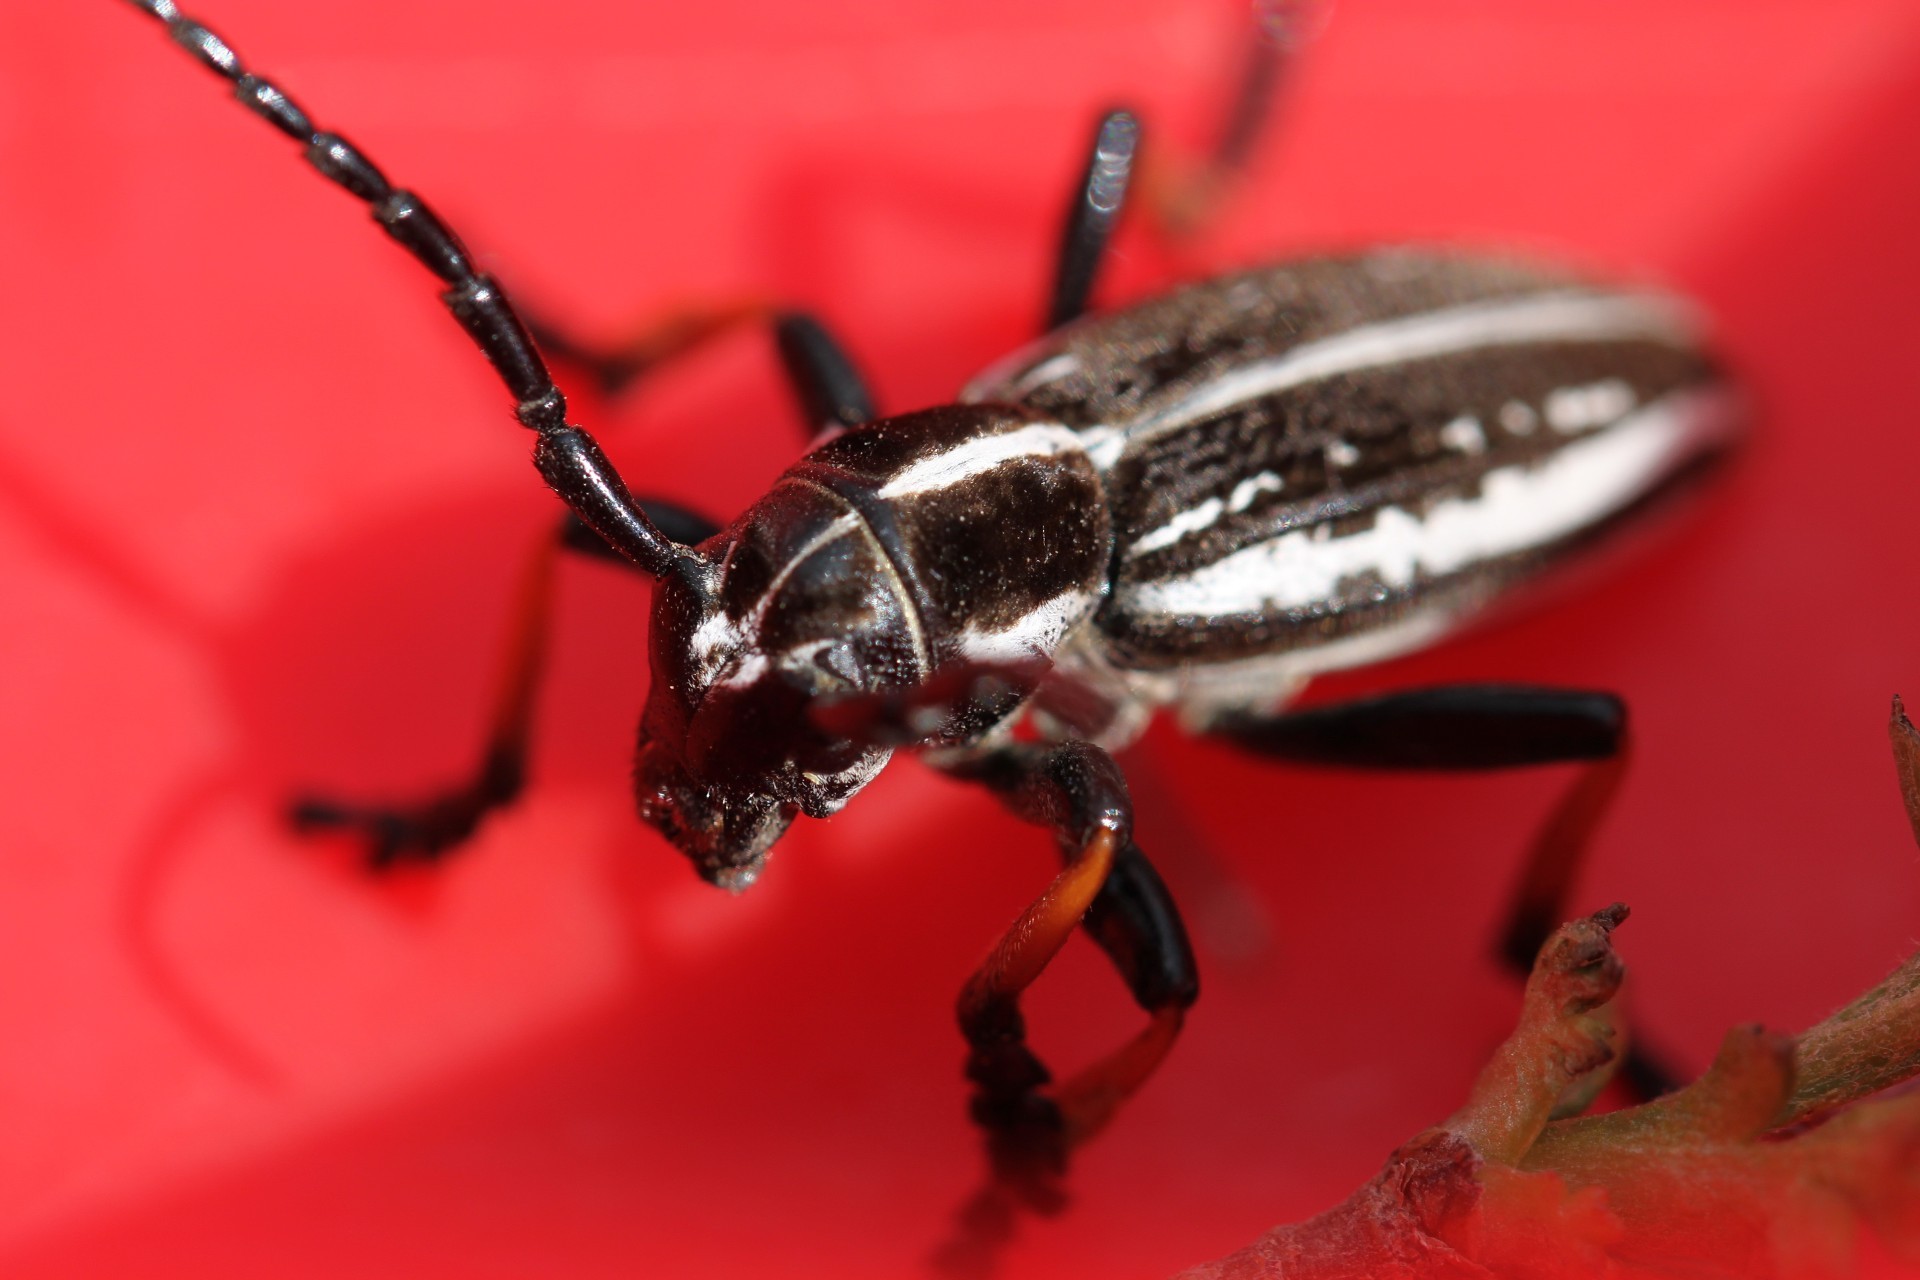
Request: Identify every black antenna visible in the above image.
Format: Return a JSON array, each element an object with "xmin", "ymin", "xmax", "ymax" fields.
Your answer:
[{"xmin": 122, "ymin": 0, "xmax": 710, "ymax": 586}]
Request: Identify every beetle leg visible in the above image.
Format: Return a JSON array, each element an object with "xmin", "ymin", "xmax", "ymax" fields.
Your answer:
[
  {"xmin": 527, "ymin": 306, "xmax": 875, "ymax": 439},
  {"xmin": 1209, "ymin": 684, "xmax": 1625, "ymax": 772},
  {"xmin": 772, "ymin": 311, "xmax": 877, "ymax": 436},
  {"xmin": 933, "ymin": 741, "xmax": 1198, "ymax": 1209},
  {"xmin": 1043, "ymin": 5, "xmax": 1316, "ymax": 331},
  {"xmin": 291, "ymin": 500, "xmax": 720, "ymax": 869},
  {"xmin": 521, "ymin": 299, "xmax": 773, "ymax": 397},
  {"xmin": 1208, "ymin": 682, "xmax": 1676, "ymax": 1096},
  {"xmin": 1132, "ymin": 9, "xmax": 1299, "ymax": 243}
]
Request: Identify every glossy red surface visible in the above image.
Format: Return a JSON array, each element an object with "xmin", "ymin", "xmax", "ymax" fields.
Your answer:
[{"xmin": 5, "ymin": 1, "xmax": 1920, "ymax": 1276}]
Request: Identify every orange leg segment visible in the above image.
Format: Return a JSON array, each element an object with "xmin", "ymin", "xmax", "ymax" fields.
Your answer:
[{"xmin": 940, "ymin": 742, "xmax": 1198, "ymax": 1210}]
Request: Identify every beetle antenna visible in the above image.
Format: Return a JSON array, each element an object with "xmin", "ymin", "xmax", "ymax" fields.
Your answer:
[{"xmin": 121, "ymin": 0, "xmax": 711, "ymax": 587}]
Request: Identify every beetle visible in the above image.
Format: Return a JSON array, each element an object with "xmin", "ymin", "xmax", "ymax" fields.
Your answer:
[{"xmin": 124, "ymin": 0, "xmax": 1739, "ymax": 1224}]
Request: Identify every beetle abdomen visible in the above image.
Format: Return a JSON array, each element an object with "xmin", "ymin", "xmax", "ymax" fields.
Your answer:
[{"xmin": 965, "ymin": 249, "xmax": 1738, "ymax": 717}]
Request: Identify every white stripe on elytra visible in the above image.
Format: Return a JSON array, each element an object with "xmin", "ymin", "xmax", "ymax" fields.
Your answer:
[
  {"xmin": 1230, "ymin": 471, "xmax": 1284, "ymax": 511},
  {"xmin": 876, "ymin": 422, "xmax": 1084, "ymax": 498},
  {"xmin": 1121, "ymin": 388, "xmax": 1727, "ymax": 619},
  {"xmin": 1439, "ymin": 415, "xmax": 1487, "ymax": 455},
  {"xmin": 1545, "ymin": 378, "xmax": 1637, "ymax": 432},
  {"xmin": 1130, "ymin": 499, "xmax": 1225, "ymax": 555},
  {"xmin": 1129, "ymin": 470, "xmax": 1288, "ymax": 557},
  {"xmin": 1087, "ymin": 291, "xmax": 1695, "ymax": 469},
  {"xmin": 1006, "ymin": 353, "xmax": 1081, "ymax": 397},
  {"xmin": 955, "ymin": 590, "xmax": 1097, "ymax": 661}
]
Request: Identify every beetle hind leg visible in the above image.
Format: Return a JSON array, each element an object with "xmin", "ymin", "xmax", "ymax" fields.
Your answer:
[{"xmin": 1212, "ymin": 682, "xmax": 1680, "ymax": 1099}]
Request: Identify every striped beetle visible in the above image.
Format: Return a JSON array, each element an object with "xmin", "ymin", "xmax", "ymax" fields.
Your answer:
[{"xmin": 127, "ymin": 0, "xmax": 1737, "ymax": 1221}]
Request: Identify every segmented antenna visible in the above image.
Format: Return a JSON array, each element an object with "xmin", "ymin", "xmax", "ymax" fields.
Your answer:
[{"xmin": 121, "ymin": 0, "xmax": 708, "ymax": 585}]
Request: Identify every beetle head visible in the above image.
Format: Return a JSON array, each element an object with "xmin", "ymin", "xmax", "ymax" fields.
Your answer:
[{"xmin": 635, "ymin": 482, "xmax": 916, "ymax": 889}]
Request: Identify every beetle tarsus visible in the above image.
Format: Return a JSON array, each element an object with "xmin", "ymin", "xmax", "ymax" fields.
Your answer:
[{"xmin": 289, "ymin": 746, "xmax": 525, "ymax": 871}]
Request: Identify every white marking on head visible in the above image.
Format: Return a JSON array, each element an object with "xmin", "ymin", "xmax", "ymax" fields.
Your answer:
[
  {"xmin": 1325, "ymin": 439, "xmax": 1361, "ymax": 468},
  {"xmin": 1123, "ymin": 388, "xmax": 1731, "ymax": 618},
  {"xmin": 877, "ymin": 423, "xmax": 1085, "ymax": 499},
  {"xmin": 714, "ymin": 637, "xmax": 846, "ymax": 691},
  {"xmin": 688, "ymin": 513, "xmax": 863, "ymax": 687},
  {"xmin": 955, "ymin": 591, "xmax": 1096, "ymax": 662},
  {"xmin": 689, "ymin": 610, "xmax": 750, "ymax": 682},
  {"xmin": 1545, "ymin": 378, "xmax": 1637, "ymax": 432},
  {"xmin": 1438, "ymin": 415, "xmax": 1487, "ymax": 455},
  {"xmin": 1117, "ymin": 291, "xmax": 1697, "ymax": 455}
]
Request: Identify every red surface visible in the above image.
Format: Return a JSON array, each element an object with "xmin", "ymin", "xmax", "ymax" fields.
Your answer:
[{"xmin": 5, "ymin": 2, "xmax": 1920, "ymax": 1276}]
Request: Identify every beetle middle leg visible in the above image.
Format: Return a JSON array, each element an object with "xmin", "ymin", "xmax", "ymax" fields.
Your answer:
[
  {"xmin": 1209, "ymin": 682, "xmax": 1676, "ymax": 1096},
  {"xmin": 932, "ymin": 740, "xmax": 1198, "ymax": 1207},
  {"xmin": 1044, "ymin": 5, "xmax": 1307, "ymax": 329}
]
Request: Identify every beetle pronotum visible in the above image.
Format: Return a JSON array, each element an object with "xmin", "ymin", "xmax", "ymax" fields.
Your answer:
[{"xmin": 123, "ymin": 0, "xmax": 1739, "ymax": 1230}]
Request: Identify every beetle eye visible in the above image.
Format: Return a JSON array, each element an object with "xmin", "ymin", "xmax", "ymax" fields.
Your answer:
[
  {"xmin": 766, "ymin": 638, "xmax": 862, "ymax": 696},
  {"xmin": 814, "ymin": 642, "xmax": 863, "ymax": 686}
]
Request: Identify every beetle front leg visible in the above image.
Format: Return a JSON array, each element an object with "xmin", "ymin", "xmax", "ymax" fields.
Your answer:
[
  {"xmin": 527, "ymin": 305, "xmax": 875, "ymax": 438},
  {"xmin": 291, "ymin": 499, "xmax": 720, "ymax": 868},
  {"xmin": 933, "ymin": 741, "xmax": 1198, "ymax": 1208}
]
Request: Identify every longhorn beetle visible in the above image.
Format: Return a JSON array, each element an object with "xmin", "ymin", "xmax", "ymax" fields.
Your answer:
[{"xmin": 126, "ymin": 0, "xmax": 1739, "ymax": 1218}]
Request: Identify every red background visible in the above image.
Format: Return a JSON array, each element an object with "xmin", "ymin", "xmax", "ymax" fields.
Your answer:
[{"xmin": 5, "ymin": 1, "xmax": 1920, "ymax": 1276}]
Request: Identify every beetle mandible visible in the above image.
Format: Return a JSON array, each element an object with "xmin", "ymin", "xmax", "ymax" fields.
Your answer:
[{"xmin": 124, "ymin": 0, "xmax": 1740, "ymax": 1210}]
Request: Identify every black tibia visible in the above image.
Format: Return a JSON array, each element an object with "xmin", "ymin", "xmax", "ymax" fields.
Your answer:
[
  {"xmin": 1494, "ymin": 745, "xmax": 1629, "ymax": 975},
  {"xmin": 1211, "ymin": 15, "xmax": 1289, "ymax": 181},
  {"xmin": 128, "ymin": 1, "xmax": 702, "ymax": 584},
  {"xmin": 773, "ymin": 312, "xmax": 876, "ymax": 433},
  {"xmin": 1213, "ymin": 685, "xmax": 1625, "ymax": 770},
  {"xmin": 1046, "ymin": 110, "xmax": 1141, "ymax": 332},
  {"xmin": 522, "ymin": 301, "xmax": 768, "ymax": 398},
  {"xmin": 527, "ymin": 306, "xmax": 874, "ymax": 439},
  {"xmin": 293, "ymin": 504, "xmax": 698, "ymax": 868},
  {"xmin": 938, "ymin": 740, "xmax": 1196, "ymax": 1207},
  {"xmin": 1215, "ymin": 683, "xmax": 1676, "ymax": 1096},
  {"xmin": 1212, "ymin": 683, "xmax": 1627, "ymax": 954},
  {"xmin": 1140, "ymin": 1, "xmax": 1303, "ymax": 240}
]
